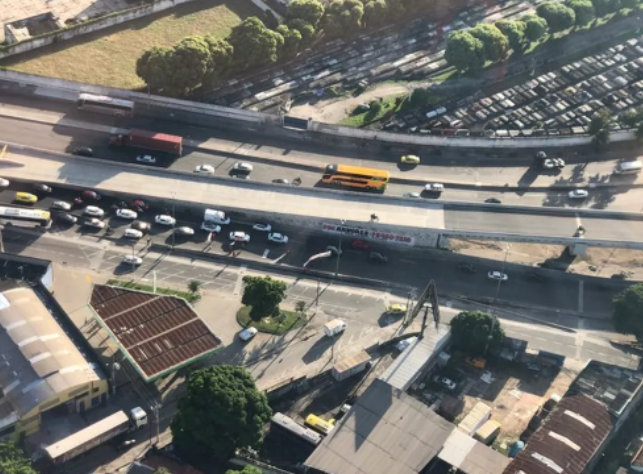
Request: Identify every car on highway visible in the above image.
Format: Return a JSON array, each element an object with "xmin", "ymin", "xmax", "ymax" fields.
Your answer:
[
  {"xmin": 403, "ymin": 192, "xmax": 421, "ymax": 199},
  {"xmin": 116, "ymin": 209, "xmax": 138, "ymax": 220},
  {"xmin": 130, "ymin": 199, "xmax": 148, "ymax": 212},
  {"xmin": 273, "ymin": 178, "xmax": 289, "ymax": 184},
  {"xmin": 239, "ymin": 326, "xmax": 258, "ymax": 342},
  {"xmin": 136, "ymin": 155, "xmax": 156, "ymax": 164},
  {"xmin": 195, "ymin": 164, "xmax": 215, "ymax": 175},
  {"xmin": 83, "ymin": 206, "xmax": 105, "ymax": 217},
  {"xmin": 253, "ymin": 223, "xmax": 272, "ymax": 232},
  {"xmin": 0, "ymin": 178, "xmax": 10, "ymax": 188},
  {"xmin": 201, "ymin": 221, "xmax": 222, "ymax": 233},
  {"xmin": 369, "ymin": 252, "xmax": 388, "ymax": 263},
  {"xmin": 485, "ymin": 198, "xmax": 502, "ymax": 204},
  {"xmin": 400, "ymin": 155, "xmax": 420, "ymax": 164},
  {"xmin": 535, "ymin": 151, "xmax": 547, "ymax": 161},
  {"xmin": 72, "ymin": 147, "xmax": 93, "ymax": 157},
  {"xmin": 123, "ymin": 255, "xmax": 143, "ymax": 266},
  {"xmin": 83, "ymin": 218, "xmax": 105, "ymax": 229},
  {"xmin": 395, "ymin": 336, "xmax": 418, "ymax": 352},
  {"xmin": 424, "ymin": 183, "xmax": 444, "ymax": 193},
  {"xmin": 458, "ymin": 263, "xmax": 477, "ymax": 274},
  {"xmin": 568, "ymin": 189, "xmax": 589, "ymax": 199},
  {"xmin": 124, "ymin": 228, "xmax": 144, "ymax": 239},
  {"xmin": 268, "ymin": 232, "xmax": 289, "ymax": 244},
  {"xmin": 155, "ymin": 215, "xmax": 176, "ymax": 226},
  {"xmin": 175, "ymin": 226, "xmax": 195, "ymax": 236},
  {"xmin": 51, "ymin": 200, "xmax": 72, "ymax": 211},
  {"xmin": 14, "ymin": 192, "xmax": 38, "ymax": 204},
  {"xmin": 386, "ymin": 304, "xmax": 407, "ymax": 315},
  {"xmin": 352, "ymin": 240, "xmax": 370, "ymax": 250},
  {"xmin": 131, "ymin": 220, "xmax": 151, "ymax": 233},
  {"xmin": 55, "ymin": 212, "xmax": 78, "ymax": 225},
  {"xmin": 82, "ymin": 190, "xmax": 101, "ymax": 201},
  {"xmin": 33, "ymin": 183, "xmax": 52, "ymax": 194},
  {"xmin": 326, "ymin": 245, "xmax": 342, "ymax": 256},
  {"xmin": 233, "ymin": 162, "xmax": 254, "ymax": 173},
  {"xmin": 230, "ymin": 231, "xmax": 250, "ymax": 242},
  {"xmin": 488, "ymin": 271, "xmax": 508, "ymax": 281},
  {"xmin": 433, "ymin": 376, "xmax": 456, "ymax": 390}
]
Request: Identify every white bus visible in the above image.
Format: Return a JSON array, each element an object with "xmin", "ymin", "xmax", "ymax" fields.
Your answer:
[
  {"xmin": 0, "ymin": 206, "xmax": 51, "ymax": 228},
  {"xmin": 271, "ymin": 412, "xmax": 322, "ymax": 447},
  {"xmin": 77, "ymin": 93, "xmax": 135, "ymax": 117}
]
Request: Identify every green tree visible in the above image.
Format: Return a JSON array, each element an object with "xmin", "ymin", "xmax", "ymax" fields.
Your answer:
[
  {"xmin": 287, "ymin": 0, "xmax": 325, "ymax": 26},
  {"xmin": 202, "ymin": 37, "xmax": 233, "ymax": 88},
  {"xmin": 241, "ymin": 276, "xmax": 287, "ymax": 321},
  {"xmin": 288, "ymin": 18, "xmax": 316, "ymax": 44},
  {"xmin": 225, "ymin": 466, "xmax": 263, "ymax": 474},
  {"xmin": 188, "ymin": 280, "xmax": 202, "ymax": 293},
  {"xmin": 619, "ymin": 108, "xmax": 643, "ymax": 127},
  {"xmin": 588, "ymin": 108, "xmax": 611, "ymax": 135},
  {"xmin": 172, "ymin": 366, "xmax": 271, "ymax": 464},
  {"xmin": 136, "ymin": 46, "xmax": 174, "ymax": 92},
  {"xmin": 537, "ymin": 2, "xmax": 576, "ymax": 32},
  {"xmin": 167, "ymin": 36, "xmax": 212, "ymax": 95},
  {"xmin": 613, "ymin": 283, "xmax": 643, "ymax": 337},
  {"xmin": 591, "ymin": 0, "xmax": 612, "ymax": 16},
  {"xmin": 621, "ymin": 0, "xmax": 639, "ymax": 9},
  {"xmin": 154, "ymin": 469, "xmax": 173, "ymax": 474},
  {"xmin": 593, "ymin": 128, "xmax": 611, "ymax": 148},
  {"xmin": 410, "ymin": 88, "xmax": 431, "ymax": 108},
  {"xmin": 362, "ymin": 0, "xmax": 389, "ymax": 28},
  {"xmin": 444, "ymin": 30, "xmax": 486, "ymax": 72},
  {"xmin": 636, "ymin": 122, "xmax": 643, "ymax": 141},
  {"xmin": 0, "ymin": 441, "xmax": 37, "ymax": 474},
  {"xmin": 567, "ymin": 0, "xmax": 596, "ymax": 26},
  {"xmin": 470, "ymin": 23, "xmax": 510, "ymax": 62},
  {"xmin": 494, "ymin": 19, "xmax": 527, "ymax": 51},
  {"xmin": 229, "ymin": 17, "xmax": 284, "ymax": 67},
  {"xmin": 276, "ymin": 24, "xmax": 303, "ymax": 57},
  {"xmin": 522, "ymin": 14, "xmax": 548, "ymax": 42},
  {"xmin": 322, "ymin": 0, "xmax": 365, "ymax": 37},
  {"xmin": 450, "ymin": 311, "xmax": 505, "ymax": 356}
]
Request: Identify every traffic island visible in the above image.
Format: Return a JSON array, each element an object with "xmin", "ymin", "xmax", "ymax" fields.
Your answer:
[{"xmin": 236, "ymin": 306, "xmax": 306, "ymax": 335}]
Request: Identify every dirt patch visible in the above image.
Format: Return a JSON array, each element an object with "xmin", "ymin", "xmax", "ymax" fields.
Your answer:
[
  {"xmin": 449, "ymin": 238, "xmax": 643, "ymax": 280},
  {"xmin": 289, "ymin": 83, "xmax": 411, "ymax": 124}
]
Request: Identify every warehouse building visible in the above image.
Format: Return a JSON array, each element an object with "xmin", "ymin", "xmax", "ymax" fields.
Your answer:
[{"xmin": 0, "ymin": 285, "xmax": 108, "ymax": 438}]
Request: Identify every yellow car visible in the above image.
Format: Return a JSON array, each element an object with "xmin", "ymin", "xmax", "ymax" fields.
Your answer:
[
  {"xmin": 386, "ymin": 304, "xmax": 408, "ymax": 315},
  {"xmin": 14, "ymin": 192, "xmax": 38, "ymax": 204},
  {"xmin": 401, "ymin": 155, "xmax": 420, "ymax": 164}
]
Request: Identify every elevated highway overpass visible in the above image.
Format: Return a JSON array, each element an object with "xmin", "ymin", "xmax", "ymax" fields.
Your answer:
[{"xmin": 2, "ymin": 148, "xmax": 642, "ymax": 251}]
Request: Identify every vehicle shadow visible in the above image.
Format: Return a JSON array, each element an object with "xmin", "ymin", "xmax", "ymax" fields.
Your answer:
[{"xmin": 301, "ymin": 336, "xmax": 337, "ymax": 364}]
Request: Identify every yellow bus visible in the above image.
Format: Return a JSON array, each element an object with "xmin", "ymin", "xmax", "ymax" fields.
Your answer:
[
  {"xmin": 305, "ymin": 414, "xmax": 335, "ymax": 435},
  {"xmin": 321, "ymin": 164, "xmax": 390, "ymax": 191}
]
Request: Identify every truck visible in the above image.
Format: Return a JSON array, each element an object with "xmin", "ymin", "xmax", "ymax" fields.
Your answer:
[
  {"xmin": 44, "ymin": 407, "xmax": 147, "ymax": 464},
  {"xmin": 203, "ymin": 208, "xmax": 230, "ymax": 225},
  {"xmin": 108, "ymin": 129, "xmax": 183, "ymax": 155},
  {"xmin": 323, "ymin": 319, "xmax": 347, "ymax": 337}
]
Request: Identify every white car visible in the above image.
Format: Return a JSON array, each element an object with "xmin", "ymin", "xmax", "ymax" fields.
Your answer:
[
  {"xmin": 403, "ymin": 192, "xmax": 421, "ymax": 199},
  {"xmin": 230, "ymin": 231, "xmax": 250, "ymax": 242},
  {"xmin": 433, "ymin": 376, "xmax": 457, "ymax": 390},
  {"xmin": 175, "ymin": 226, "xmax": 195, "ymax": 236},
  {"xmin": 253, "ymin": 223, "xmax": 272, "ymax": 232},
  {"xmin": 201, "ymin": 221, "xmax": 222, "ymax": 233},
  {"xmin": 83, "ymin": 218, "xmax": 105, "ymax": 229},
  {"xmin": 195, "ymin": 164, "xmax": 215, "ymax": 175},
  {"xmin": 424, "ymin": 183, "xmax": 444, "ymax": 193},
  {"xmin": 116, "ymin": 209, "xmax": 138, "ymax": 220},
  {"xmin": 136, "ymin": 155, "xmax": 156, "ymax": 164},
  {"xmin": 268, "ymin": 233, "xmax": 289, "ymax": 244},
  {"xmin": 0, "ymin": 178, "xmax": 9, "ymax": 188},
  {"xmin": 124, "ymin": 229, "xmax": 143, "ymax": 239},
  {"xmin": 239, "ymin": 327, "xmax": 258, "ymax": 341},
  {"xmin": 488, "ymin": 271, "xmax": 508, "ymax": 281},
  {"xmin": 155, "ymin": 214, "xmax": 176, "ymax": 226},
  {"xmin": 233, "ymin": 162, "xmax": 254, "ymax": 173},
  {"xmin": 123, "ymin": 255, "xmax": 143, "ymax": 266},
  {"xmin": 568, "ymin": 189, "xmax": 589, "ymax": 199},
  {"xmin": 83, "ymin": 205, "xmax": 104, "ymax": 217},
  {"xmin": 395, "ymin": 336, "xmax": 418, "ymax": 352},
  {"xmin": 51, "ymin": 200, "xmax": 71, "ymax": 211}
]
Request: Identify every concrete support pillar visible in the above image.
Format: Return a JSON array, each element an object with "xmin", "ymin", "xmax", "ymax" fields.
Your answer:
[{"xmin": 568, "ymin": 243, "xmax": 588, "ymax": 256}]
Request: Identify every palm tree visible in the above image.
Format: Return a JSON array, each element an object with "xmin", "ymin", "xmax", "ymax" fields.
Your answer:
[{"xmin": 188, "ymin": 280, "xmax": 202, "ymax": 294}]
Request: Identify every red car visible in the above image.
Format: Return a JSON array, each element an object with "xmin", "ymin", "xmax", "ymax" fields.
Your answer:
[
  {"xmin": 131, "ymin": 199, "xmax": 148, "ymax": 212},
  {"xmin": 351, "ymin": 240, "xmax": 370, "ymax": 250},
  {"xmin": 82, "ymin": 190, "xmax": 101, "ymax": 200}
]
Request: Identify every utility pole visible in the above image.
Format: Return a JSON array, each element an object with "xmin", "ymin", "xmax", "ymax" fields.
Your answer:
[
  {"xmin": 152, "ymin": 402, "xmax": 161, "ymax": 445},
  {"xmin": 111, "ymin": 355, "xmax": 121, "ymax": 397},
  {"xmin": 170, "ymin": 192, "xmax": 176, "ymax": 250},
  {"xmin": 334, "ymin": 219, "xmax": 346, "ymax": 278},
  {"xmin": 0, "ymin": 225, "xmax": 5, "ymax": 253}
]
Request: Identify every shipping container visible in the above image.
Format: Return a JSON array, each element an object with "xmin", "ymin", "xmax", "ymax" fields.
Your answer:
[
  {"xmin": 474, "ymin": 420, "xmax": 501, "ymax": 445},
  {"xmin": 332, "ymin": 351, "xmax": 371, "ymax": 381},
  {"xmin": 458, "ymin": 402, "xmax": 491, "ymax": 436},
  {"xmin": 109, "ymin": 129, "xmax": 183, "ymax": 154}
]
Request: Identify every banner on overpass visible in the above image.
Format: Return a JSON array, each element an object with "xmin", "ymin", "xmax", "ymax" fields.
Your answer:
[{"xmin": 321, "ymin": 223, "xmax": 415, "ymax": 246}]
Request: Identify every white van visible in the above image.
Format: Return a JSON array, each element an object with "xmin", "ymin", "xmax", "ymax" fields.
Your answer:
[
  {"xmin": 203, "ymin": 208, "xmax": 231, "ymax": 225},
  {"xmin": 323, "ymin": 319, "xmax": 347, "ymax": 337},
  {"xmin": 123, "ymin": 229, "xmax": 143, "ymax": 239},
  {"xmin": 613, "ymin": 160, "xmax": 642, "ymax": 175},
  {"xmin": 425, "ymin": 106, "xmax": 446, "ymax": 119}
]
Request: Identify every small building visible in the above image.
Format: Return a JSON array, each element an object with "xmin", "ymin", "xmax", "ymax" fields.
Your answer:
[
  {"xmin": 332, "ymin": 351, "xmax": 370, "ymax": 382},
  {"xmin": 458, "ymin": 402, "xmax": 492, "ymax": 436}
]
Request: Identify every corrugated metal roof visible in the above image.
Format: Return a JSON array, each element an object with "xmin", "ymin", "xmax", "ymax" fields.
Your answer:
[
  {"xmin": 439, "ymin": 428, "xmax": 511, "ymax": 474},
  {"xmin": 503, "ymin": 394, "xmax": 613, "ymax": 474},
  {"xmin": 0, "ymin": 287, "xmax": 103, "ymax": 417}
]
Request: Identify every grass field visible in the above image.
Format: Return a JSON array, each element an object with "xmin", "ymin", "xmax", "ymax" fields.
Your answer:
[
  {"xmin": 107, "ymin": 279, "xmax": 201, "ymax": 302},
  {"xmin": 236, "ymin": 306, "xmax": 306, "ymax": 335},
  {"xmin": 2, "ymin": 0, "xmax": 258, "ymax": 90}
]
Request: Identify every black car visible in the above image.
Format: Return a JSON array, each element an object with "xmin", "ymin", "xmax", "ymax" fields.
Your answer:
[
  {"xmin": 131, "ymin": 220, "xmax": 151, "ymax": 233},
  {"xmin": 72, "ymin": 147, "xmax": 94, "ymax": 157},
  {"xmin": 485, "ymin": 198, "xmax": 502, "ymax": 204},
  {"xmin": 33, "ymin": 183, "xmax": 52, "ymax": 193},
  {"xmin": 55, "ymin": 212, "xmax": 78, "ymax": 224},
  {"xmin": 458, "ymin": 263, "xmax": 477, "ymax": 274},
  {"xmin": 369, "ymin": 252, "xmax": 388, "ymax": 264}
]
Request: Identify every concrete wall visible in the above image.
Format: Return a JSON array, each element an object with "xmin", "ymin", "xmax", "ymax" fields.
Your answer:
[{"xmin": 0, "ymin": 0, "xmax": 201, "ymax": 60}]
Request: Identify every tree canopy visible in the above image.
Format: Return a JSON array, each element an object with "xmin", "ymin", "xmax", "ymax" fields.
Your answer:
[
  {"xmin": 225, "ymin": 466, "xmax": 262, "ymax": 474},
  {"xmin": 229, "ymin": 17, "xmax": 284, "ymax": 68},
  {"xmin": 171, "ymin": 366, "xmax": 272, "ymax": 464},
  {"xmin": 450, "ymin": 311, "xmax": 505, "ymax": 356},
  {"xmin": 494, "ymin": 19, "xmax": 526, "ymax": 51},
  {"xmin": 287, "ymin": 0, "xmax": 325, "ymax": 26},
  {"xmin": 614, "ymin": 283, "xmax": 643, "ymax": 337},
  {"xmin": 521, "ymin": 14, "xmax": 549, "ymax": 42},
  {"xmin": 567, "ymin": 0, "xmax": 596, "ymax": 26},
  {"xmin": 536, "ymin": 2, "xmax": 576, "ymax": 32},
  {"xmin": 0, "ymin": 441, "xmax": 37, "ymax": 474},
  {"xmin": 469, "ymin": 23, "xmax": 510, "ymax": 62},
  {"xmin": 444, "ymin": 30, "xmax": 486, "ymax": 72},
  {"xmin": 322, "ymin": 0, "xmax": 365, "ymax": 37},
  {"xmin": 588, "ymin": 108, "xmax": 612, "ymax": 135},
  {"xmin": 241, "ymin": 276, "xmax": 287, "ymax": 321}
]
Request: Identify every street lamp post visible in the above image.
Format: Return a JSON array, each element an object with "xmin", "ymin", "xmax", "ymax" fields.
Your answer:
[
  {"xmin": 170, "ymin": 192, "xmax": 176, "ymax": 250},
  {"xmin": 111, "ymin": 356, "xmax": 121, "ymax": 397},
  {"xmin": 334, "ymin": 219, "xmax": 346, "ymax": 278}
]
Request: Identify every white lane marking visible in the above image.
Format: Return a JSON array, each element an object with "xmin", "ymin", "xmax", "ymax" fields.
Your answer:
[{"xmin": 262, "ymin": 249, "xmax": 270, "ymax": 258}]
